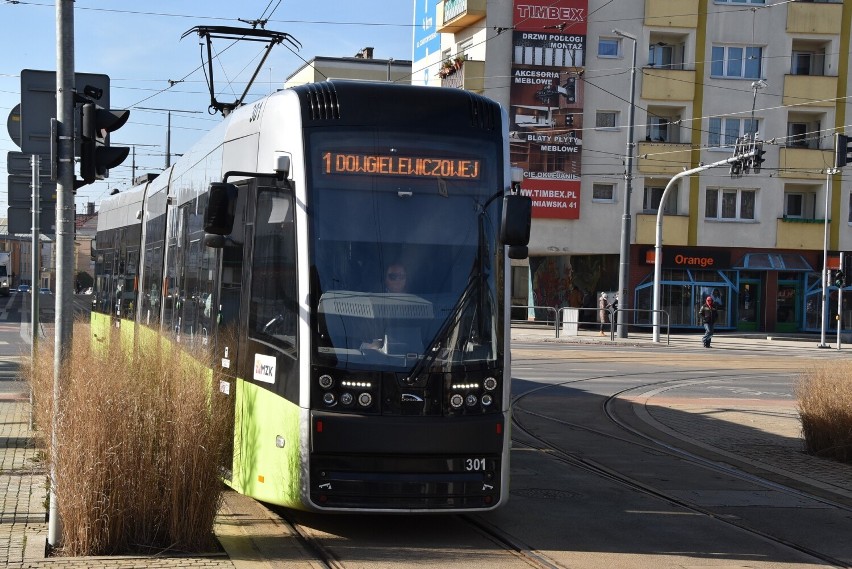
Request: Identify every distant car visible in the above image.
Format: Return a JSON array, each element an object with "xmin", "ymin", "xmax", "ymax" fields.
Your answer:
[
  {"xmin": 17, "ymin": 285, "xmax": 30, "ymax": 293},
  {"xmin": 39, "ymin": 288, "xmax": 52, "ymax": 295}
]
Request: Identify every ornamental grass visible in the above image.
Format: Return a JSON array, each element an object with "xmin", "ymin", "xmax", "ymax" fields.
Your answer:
[{"xmin": 25, "ymin": 321, "xmax": 231, "ymax": 556}]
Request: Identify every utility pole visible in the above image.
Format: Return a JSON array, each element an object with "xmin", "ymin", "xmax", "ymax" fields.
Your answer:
[
  {"xmin": 50, "ymin": 0, "xmax": 75, "ymax": 548},
  {"xmin": 613, "ymin": 29, "xmax": 637, "ymax": 339}
]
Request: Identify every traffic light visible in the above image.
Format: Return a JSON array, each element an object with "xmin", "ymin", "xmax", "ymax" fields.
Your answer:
[
  {"xmin": 80, "ymin": 102, "xmax": 130, "ymax": 186},
  {"xmin": 752, "ymin": 141, "xmax": 766, "ymax": 174},
  {"xmin": 834, "ymin": 270, "xmax": 844, "ymax": 288},
  {"xmin": 564, "ymin": 77, "xmax": 576, "ymax": 103},
  {"xmin": 565, "ymin": 113, "xmax": 574, "ymax": 127},
  {"xmin": 834, "ymin": 133, "xmax": 852, "ymax": 168}
]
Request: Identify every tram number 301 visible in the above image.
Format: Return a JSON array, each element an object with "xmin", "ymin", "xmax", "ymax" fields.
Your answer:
[{"xmin": 465, "ymin": 458, "xmax": 487, "ymax": 471}]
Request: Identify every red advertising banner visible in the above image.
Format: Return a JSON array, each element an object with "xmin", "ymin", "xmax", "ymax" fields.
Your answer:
[
  {"xmin": 513, "ymin": 0, "xmax": 588, "ymax": 35},
  {"xmin": 510, "ymin": 0, "xmax": 587, "ymax": 220},
  {"xmin": 521, "ymin": 179, "xmax": 580, "ymax": 219}
]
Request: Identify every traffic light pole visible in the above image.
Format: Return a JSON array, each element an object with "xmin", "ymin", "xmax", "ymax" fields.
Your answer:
[
  {"xmin": 837, "ymin": 252, "xmax": 844, "ymax": 350},
  {"xmin": 817, "ymin": 168, "xmax": 837, "ymax": 348},
  {"xmin": 49, "ymin": 0, "xmax": 76, "ymax": 549}
]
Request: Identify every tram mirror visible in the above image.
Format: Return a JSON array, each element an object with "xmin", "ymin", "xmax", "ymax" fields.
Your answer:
[
  {"xmin": 205, "ymin": 182, "xmax": 238, "ymax": 235},
  {"xmin": 507, "ymin": 245, "xmax": 529, "ymax": 260},
  {"xmin": 500, "ymin": 194, "xmax": 531, "ymax": 247}
]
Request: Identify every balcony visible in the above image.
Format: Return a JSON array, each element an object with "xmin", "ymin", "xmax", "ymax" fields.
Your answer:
[
  {"xmin": 637, "ymin": 142, "xmax": 693, "ymax": 175},
  {"xmin": 783, "ymin": 74, "xmax": 837, "ymax": 108},
  {"xmin": 440, "ymin": 59, "xmax": 485, "ymax": 93},
  {"xmin": 635, "ymin": 213, "xmax": 689, "ymax": 246},
  {"xmin": 645, "ymin": 0, "xmax": 698, "ymax": 28},
  {"xmin": 776, "ymin": 217, "xmax": 825, "ymax": 250},
  {"xmin": 778, "ymin": 147, "xmax": 834, "ymax": 180},
  {"xmin": 436, "ymin": 0, "xmax": 486, "ymax": 33},
  {"xmin": 641, "ymin": 68, "xmax": 696, "ymax": 101},
  {"xmin": 787, "ymin": 1, "xmax": 842, "ymax": 35}
]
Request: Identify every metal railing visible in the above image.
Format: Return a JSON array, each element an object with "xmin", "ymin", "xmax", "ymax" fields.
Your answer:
[
  {"xmin": 609, "ymin": 308, "xmax": 670, "ymax": 345},
  {"xmin": 511, "ymin": 305, "xmax": 559, "ymax": 335},
  {"xmin": 512, "ymin": 305, "xmax": 671, "ymax": 345}
]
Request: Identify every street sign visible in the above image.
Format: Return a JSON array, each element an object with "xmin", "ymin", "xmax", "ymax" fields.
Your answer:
[
  {"xmin": 7, "ymin": 175, "xmax": 56, "ymax": 205},
  {"xmin": 7, "ymin": 205, "xmax": 56, "ymax": 235},
  {"xmin": 6, "ymin": 152, "xmax": 51, "ymax": 177},
  {"xmin": 19, "ymin": 69, "xmax": 110, "ymax": 155},
  {"xmin": 6, "ymin": 104, "xmax": 20, "ymax": 147}
]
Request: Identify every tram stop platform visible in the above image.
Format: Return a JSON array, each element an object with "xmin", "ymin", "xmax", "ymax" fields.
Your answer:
[{"xmin": 1, "ymin": 328, "xmax": 851, "ymax": 568}]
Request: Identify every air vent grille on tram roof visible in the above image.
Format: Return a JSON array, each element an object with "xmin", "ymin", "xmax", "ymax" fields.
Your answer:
[{"xmin": 304, "ymin": 81, "xmax": 341, "ymax": 121}]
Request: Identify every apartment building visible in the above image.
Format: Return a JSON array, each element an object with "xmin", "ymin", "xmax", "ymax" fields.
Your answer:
[{"xmin": 414, "ymin": 0, "xmax": 852, "ymax": 333}]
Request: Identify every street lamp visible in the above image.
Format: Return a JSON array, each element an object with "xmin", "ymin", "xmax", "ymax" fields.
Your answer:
[{"xmin": 613, "ymin": 29, "xmax": 637, "ymax": 338}]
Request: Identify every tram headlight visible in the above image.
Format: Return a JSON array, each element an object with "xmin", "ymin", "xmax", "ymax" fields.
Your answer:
[
  {"xmin": 322, "ymin": 392, "xmax": 336, "ymax": 406},
  {"xmin": 450, "ymin": 394, "xmax": 464, "ymax": 408},
  {"xmin": 340, "ymin": 392, "xmax": 354, "ymax": 406},
  {"xmin": 465, "ymin": 394, "xmax": 478, "ymax": 407},
  {"xmin": 358, "ymin": 392, "xmax": 372, "ymax": 407},
  {"xmin": 481, "ymin": 394, "xmax": 493, "ymax": 406},
  {"xmin": 483, "ymin": 377, "xmax": 498, "ymax": 391},
  {"xmin": 318, "ymin": 374, "xmax": 334, "ymax": 389}
]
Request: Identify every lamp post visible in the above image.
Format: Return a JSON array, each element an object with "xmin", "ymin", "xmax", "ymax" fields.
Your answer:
[{"xmin": 613, "ymin": 29, "xmax": 637, "ymax": 338}]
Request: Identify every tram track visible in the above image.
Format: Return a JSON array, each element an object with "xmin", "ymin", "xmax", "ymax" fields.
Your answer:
[{"xmin": 509, "ymin": 366, "xmax": 852, "ymax": 568}]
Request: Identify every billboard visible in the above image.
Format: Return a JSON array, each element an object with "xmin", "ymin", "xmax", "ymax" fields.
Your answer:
[{"xmin": 510, "ymin": 0, "xmax": 587, "ymax": 220}]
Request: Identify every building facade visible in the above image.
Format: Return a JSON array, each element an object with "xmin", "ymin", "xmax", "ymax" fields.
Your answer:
[{"xmin": 414, "ymin": 0, "xmax": 852, "ymax": 333}]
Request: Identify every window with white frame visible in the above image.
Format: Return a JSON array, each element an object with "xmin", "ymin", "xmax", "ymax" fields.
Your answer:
[
  {"xmin": 643, "ymin": 185, "xmax": 678, "ymax": 214},
  {"xmin": 598, "ymin": 37, "xmax": 620, "ymax": 58},
  {"xmin": 715, "ymin": 0, "xmax": 764, "ymax": 4},
  {"xmin": 705, "ymin": 188, "xmax": 756, "ymax": 220},
  {"xmin": 791, "ymin": 50, "xmax": 825, "ymax": 76},
  {"xmin": 708, "ymin": 117, "xmax": 758, "ymax": 149},
  {"xmin": 592, "ymin": 183, "xmax": 615, "ymax": 202},
  {"xmin": 710, "ymin": 45, "xmax": 763, "ymax": 79},
  {"xmin": 596, "ymin": 110, "xmax": 617, "ymax": 129}
]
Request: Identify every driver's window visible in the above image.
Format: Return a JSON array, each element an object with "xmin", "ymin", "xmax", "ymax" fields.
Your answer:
[{"xmin": 248, "ymin": 186, "xmax": 297, "ymax": 351}]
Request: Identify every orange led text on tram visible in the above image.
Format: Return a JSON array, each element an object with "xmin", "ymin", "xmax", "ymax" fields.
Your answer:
[{"xmin": 322, "ymin": 152, "xmax": 481, "ymax": 180}]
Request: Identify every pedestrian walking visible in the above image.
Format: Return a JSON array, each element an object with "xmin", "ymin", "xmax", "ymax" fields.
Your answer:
[
  {"xmin": 598, "ymin": 292, "xmax": 609, "ymax": 336},
  {"xmin": 697, "ymin": 295, "xmax": 717, "ymax": 348}
]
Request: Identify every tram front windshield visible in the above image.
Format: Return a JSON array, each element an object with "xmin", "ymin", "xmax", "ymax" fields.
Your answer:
[{"xmin": 308, "ymin": 130, "xmax": 503, "ymax": 373}]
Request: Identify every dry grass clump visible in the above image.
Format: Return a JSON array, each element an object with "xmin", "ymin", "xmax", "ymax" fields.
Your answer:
[
  {"xmin": 26, "ymin": 322, "xmax": 231, "ymax": 556},
  {"xmin": 796, "ymin": 361, "xmax": 852, "ymax": 464}
]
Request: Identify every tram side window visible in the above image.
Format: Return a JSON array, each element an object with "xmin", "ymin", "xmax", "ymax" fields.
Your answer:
[{"xmin": 249, "ymin": 188, "xmax": 297, "ymax": 352}]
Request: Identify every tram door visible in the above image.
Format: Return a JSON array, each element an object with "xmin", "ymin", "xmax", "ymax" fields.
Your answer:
[
  {"xmin": 212, "ymin": 180, "xmax": 250, "ymax": 480},
  {"xmin": 776, "ymin": 279, "xmax": 801, "ymax": 333},
  {"xmin": 737, "ymin": 280, "xmax": 761, "ymax": 331}
]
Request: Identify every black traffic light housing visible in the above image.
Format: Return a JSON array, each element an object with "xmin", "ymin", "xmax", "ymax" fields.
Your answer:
[
  {"xmin": 834, "ymin": 270, "xmax": 845, "ymax": 288},
  {"xmin": 80, "ymin": 102, "xmax": 130, "ymax": 186},
  {"xmin": 564, "ymin": 77, "xmax": 576, "ymax": 103},
  {"xmin": 834, "ymin": 133, "xmax": 852, "ymax": 168},
  {"xmin": 752, "ymin": 141, "xmax": 766, "ymax": 174}
]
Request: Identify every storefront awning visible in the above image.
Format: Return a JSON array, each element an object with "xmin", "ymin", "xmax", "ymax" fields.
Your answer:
[{"xmin": 734, "ymin": 253, "xmax": 813, "ymax": 271}]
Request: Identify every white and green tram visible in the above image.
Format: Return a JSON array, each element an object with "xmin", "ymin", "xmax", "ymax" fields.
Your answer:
[{"xmin": 93, "ymin": 80, "xmax": 530, "ymax": 512}]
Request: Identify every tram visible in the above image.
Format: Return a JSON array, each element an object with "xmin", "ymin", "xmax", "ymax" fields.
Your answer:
[{"xmin": 92, "ymin": 80, "xmax": 530, "ymax": 512}]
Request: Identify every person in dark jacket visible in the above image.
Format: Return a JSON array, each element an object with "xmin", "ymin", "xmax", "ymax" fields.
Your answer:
[{"xmin": 697, "ymin": 295, "xmax": 718, "ymax": 348}]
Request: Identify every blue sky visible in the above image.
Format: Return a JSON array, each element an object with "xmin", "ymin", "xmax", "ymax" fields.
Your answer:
[{"xmin": 0, "ymin": 1, "xmax": 415, "ymax": 217}]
